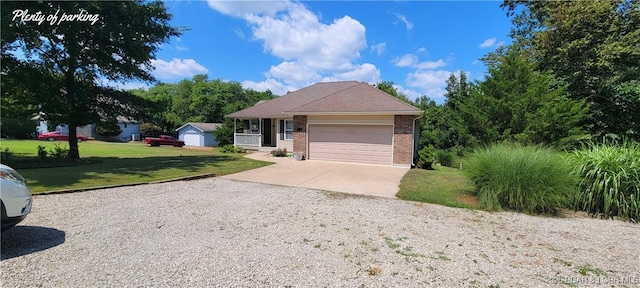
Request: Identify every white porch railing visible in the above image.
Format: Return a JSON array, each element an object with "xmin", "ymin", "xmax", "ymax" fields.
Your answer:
[{"xmin": 234, "ymin": 133, "xmax": 261, "ymax": 148}]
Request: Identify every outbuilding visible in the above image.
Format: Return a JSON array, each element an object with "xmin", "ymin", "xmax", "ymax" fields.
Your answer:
[{"xmin": 176, "ymin": 122, "xmax": 222, "ymax": 147}]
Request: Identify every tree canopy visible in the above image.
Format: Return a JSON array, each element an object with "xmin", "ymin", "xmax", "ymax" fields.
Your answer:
[
  {"xmin": 132, "ymin": 75, "xmax": 275, "ymax": 146},
  {"xmin": 501, "ymin": 0, "xmax": 640, "ymax": 139},
  {"xmin": 1, "ymin": 0, "xmax": 182, "ymax": 160}
]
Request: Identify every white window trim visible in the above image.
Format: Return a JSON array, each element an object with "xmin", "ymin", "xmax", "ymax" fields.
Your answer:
[{"xmin": 284, "ymin": 119, "xmax": 294, "ymax": 140}]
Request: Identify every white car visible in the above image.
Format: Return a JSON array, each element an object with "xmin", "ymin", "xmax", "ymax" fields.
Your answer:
[{"xmin": 1, "ymin": 164, "xmax": 33, "ymax": 231}]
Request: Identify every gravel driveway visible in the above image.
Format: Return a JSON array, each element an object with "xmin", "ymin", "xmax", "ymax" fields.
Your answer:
[{"xmin": 2, "ymin": 178, "xmax": 638, "ymax": 287}]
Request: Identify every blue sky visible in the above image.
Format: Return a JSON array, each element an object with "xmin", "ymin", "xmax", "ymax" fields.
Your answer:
[{"xmin": 136, "ymin": 1, "xmax": 513, "ymax": 104}]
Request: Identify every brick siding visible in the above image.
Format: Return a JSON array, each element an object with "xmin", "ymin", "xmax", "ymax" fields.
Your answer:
[
  {"xmin": 293, "ymin": 115, "xmax": 307, "ymax": 157},
  {"xmin": 393, "ymin": 115, "xmax": 413, "ymax": 166}
]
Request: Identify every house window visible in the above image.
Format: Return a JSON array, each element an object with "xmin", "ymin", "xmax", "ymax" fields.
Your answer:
[
  {"xmin": 241, "ymin": 119, "xmax": 260, "ymax": 134},
  {"xmin": 250, "ymin": 119, "xmax": 259, "ymax": 134},
  {"xmin": 284, "ymin": 119, "xmax": 293, "ymax": 140},
  {"xmin": 123, "ymin": 123, "xmax": 128, "ymax": 128}
]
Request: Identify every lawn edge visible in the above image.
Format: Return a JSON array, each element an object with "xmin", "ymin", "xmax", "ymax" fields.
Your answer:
[{"xmin": 33, "ymin": 173, "xmax": 216, "ymax": 195}]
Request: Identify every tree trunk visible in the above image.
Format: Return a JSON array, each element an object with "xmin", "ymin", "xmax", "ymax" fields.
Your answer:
[{"xmin": 67, "ymin": 125, "xmax": 80, "ymax": 162}]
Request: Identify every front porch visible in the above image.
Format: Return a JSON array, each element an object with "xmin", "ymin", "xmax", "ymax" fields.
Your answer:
[{"xmin": 232, "ymin": 118, "xmax": 277, "ymax": 150}]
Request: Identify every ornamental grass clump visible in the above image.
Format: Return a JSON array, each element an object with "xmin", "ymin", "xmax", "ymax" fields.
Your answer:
[
  {"xmin": 465, "ymin": 143, "xmax": 577, "ymax": 215},
  {"xmin": 569, "ymin": 139, "xmax": 640, "ymax": 221}
]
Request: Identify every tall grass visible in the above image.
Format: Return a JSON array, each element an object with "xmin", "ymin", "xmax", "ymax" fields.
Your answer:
[
  {"xmin": 436, "ymin": 150, "xmax": 455, "ymax": 167},
  {"xmin": 569, "ymin": 140, "xmax": 640, "ymax": 221},
  {"xmin": 464, "ymin": 143, "xmax": 577, "ymax": 215}
]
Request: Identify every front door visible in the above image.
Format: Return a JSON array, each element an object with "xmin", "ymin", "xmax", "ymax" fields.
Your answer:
[{"xmin": 262, "ymin": 118, "xmax": 272, "ymax": 146}]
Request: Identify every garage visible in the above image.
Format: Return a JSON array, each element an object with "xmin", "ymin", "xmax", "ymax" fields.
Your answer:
[
  {"xmin": 175, "ymin": 122, "xmax": 222, "ymax": 147},
  {"xmin": 308, "ymin": 124, "xmax": 393, "ymax": 165},
  {"xmin": 183, "ymin": 133, "xmax": 201, "ymax": 146}
]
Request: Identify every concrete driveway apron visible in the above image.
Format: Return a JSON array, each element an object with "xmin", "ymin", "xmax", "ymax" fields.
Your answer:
[{"xmin": 221, "ymin": 152, "xmax": 409, "ymax": 198}]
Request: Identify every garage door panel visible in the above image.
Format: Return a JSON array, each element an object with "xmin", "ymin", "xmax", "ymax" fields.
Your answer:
[
  {"xmin": 184, "ymin": 134, "xmax": 200, "ymax": 146},
  {"xmin": 309, "ymin": 125, "xmax": 393, "ymax": 165}
]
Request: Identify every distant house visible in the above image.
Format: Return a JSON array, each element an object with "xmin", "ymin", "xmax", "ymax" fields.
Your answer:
[
  {"xmin": 176, "ymin": 122, "xmax": 222, "ymax": 147},
  {"xmin": 225, "ymin": 81, "xmax": 423, "ymax": 167},
  {"xmin": 32, "ymin": 114, "xmax": 91, "ymax": 138},
  {"xmin": 33, "ymin": 114, "xmax": 141, "ymax": 142},
  {"xmin": 111, "ymin": 116, "xmax": 141, "ymax": 142}
]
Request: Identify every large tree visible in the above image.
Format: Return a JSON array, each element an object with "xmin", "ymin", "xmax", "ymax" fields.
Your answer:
[
  {"xmin": 461, "ymin": 47, "xmax": 590, "ymax": 146},
  {"xmin": 1, "ymin": 1, "xmax": 181, "ymax": 160},
  {"xmin": 501, "ymin": 0, "xmax": 640, "ymax": 139}
]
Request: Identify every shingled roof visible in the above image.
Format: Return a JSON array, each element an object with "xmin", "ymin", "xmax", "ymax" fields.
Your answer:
[
  {"xmin": 225, "ymin": 81, "xmax": 422, "ymax": 118},
  {"xmin": 175, "ymin": 122, "xmax": 222, "ymax": 133}
]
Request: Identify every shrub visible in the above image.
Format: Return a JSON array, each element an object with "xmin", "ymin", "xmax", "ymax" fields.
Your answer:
[
  {"xmin": 464, "ymin": 143, "xmax": 577, "ymax": 215},
  {"xmin": 271, "ymin": 148, "xmax": 288, "ymax": 157},
  {"xmin": 48, "ymin": 143, "xmax": 69, "ymax": 160},
  {"xmin": 569, "ymin": 139, "xmax": 640, "ymax": 221},
  {"xmin": 436, "ymin": 150, "xmax": 455, "ymax": 167},
  {"xmin": 213, "ymin": 121, "xmax": 234, "ymax": 146},
  {"xmin": 0, "ymin": 117, "xmax": 35, "ymax": 139},
  {"xmin": 95, "ymin": 121, "xmax": 122, "ymax": 137},
  {"xmin": 37, "ymin": 145, "xmax": 47, "ymax": 161},
  {"xmin": 417, "ymin": 145, "xmax": 436, "ymax": 170},
  {"xmin": 220, "ymin": 144, "xmax": 245, "ymax": 153},
  {"xmin": 140, "ymin": 123, "xmax": 163, "ymax": 137},
  {"xmin": 1, "ymin": 147, "xmax": 13, "ymax": 163}
]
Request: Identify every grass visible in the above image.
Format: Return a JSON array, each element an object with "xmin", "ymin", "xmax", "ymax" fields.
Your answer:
[
  {"xmin": 397, "ymin": 166, "xmax": 479, "ymax": 209},
  {"xmin": 577, "ymin": 264, "xmax": 606, "ymax": 276},
  {"xmin": 569, "ymin": 139, "xmax": 640, "ymax": 221},
  {"xmin": 0, "ymin": 139, "xmax": 272, "ymax": 194},
  {"xmin": 464, "ymin": 143, "xmax": 576, "ymax": 215}
]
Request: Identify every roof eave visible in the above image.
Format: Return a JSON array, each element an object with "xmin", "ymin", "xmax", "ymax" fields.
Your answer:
[
  {"xmin": 175, "ymin": 123, "xmax": 204, "ymax": 132},
  {"xmin": 284, "ymin": 111, "xmax": 423, "ymax": 116}
]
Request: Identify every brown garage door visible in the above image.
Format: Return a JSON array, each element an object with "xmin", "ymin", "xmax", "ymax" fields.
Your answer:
[{"xmin": 308, "ymin": 124, "xmax": 393, "ymax": 165}]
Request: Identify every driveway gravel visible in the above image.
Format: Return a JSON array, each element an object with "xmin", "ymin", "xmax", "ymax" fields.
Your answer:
[{"xmin": 1, "ymin": 178, "xmax": 638, "ymax": 287}]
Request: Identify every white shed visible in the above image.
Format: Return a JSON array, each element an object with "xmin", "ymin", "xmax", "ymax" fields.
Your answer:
[{"xmin": 176, "ymin": 122, "xmax": 222, "ymax": 147}]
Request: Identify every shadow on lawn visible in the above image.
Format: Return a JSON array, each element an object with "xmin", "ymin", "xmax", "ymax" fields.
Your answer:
[{"xmin": 19, "ymin": 154, "xmax": 244, "ymax": 190}]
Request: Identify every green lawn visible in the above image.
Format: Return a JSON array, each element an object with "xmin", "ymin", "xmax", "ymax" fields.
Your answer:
[
  {"xmin": 397, "ymin": 166, "xmax": 480, "ymax": 210},
  {"xmin": 0, "ymin": 139, "xmax": 272, "ymax": 194}
]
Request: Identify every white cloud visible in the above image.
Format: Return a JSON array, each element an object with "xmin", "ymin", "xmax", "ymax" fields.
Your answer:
[
  {"xmin": 207, "ymin": 0, "xmax": 290, "ymax": 17},
  {"xmin": 370, "ymin": 43, "xmax": 386, "ymax": 56},
  {"xmin": 175, "ymin": 45, "xmax": 189, "ymax": 51},
  {"xmin": 405, "ymin": 69, "xmax": 454, "ymax": 103},
  {"xmin": 208, "ymin": 0, "xmax": 373, "ymax": 91},
  {"xmin": 150, "ymin": 58, "xmax": 209, "ymax": 80},
  {"xmin": 241, "ymin": 79, "xmax": 295, "ymax": 96},
  {"xmin": 249, "ymin": 10, "xmax": 366, "ymax": 71},
  {"xmin": 393, "ymin": 54, "xmax": 447, "ymax": 70},
  {"xmin": 321, "ymin": 63, "xmax": 380, "ymax": 84},
  {"xmin": 393, "ymin": 13, "xmax": 413, "ymax": 31},
  {"xmin": 415, "ymin": 59, "xmax": 446, "ymax": 70},
  {"xmin": 393, "ymin": 54, "xmax": 418, "ymax": 67},
  {"xmin": 479, "ymin": 37, "xmax": 505, "ymax": 49},
  {"xmin": 267, "ymin": 61, "xmax": 320, "ymax": 84},
  {"xmin": 394, "ymin": 84, "xmax": 421, "ymax": 100}
]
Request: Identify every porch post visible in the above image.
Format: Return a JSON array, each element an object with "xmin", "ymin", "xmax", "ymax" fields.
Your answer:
[
  {"xmin": 258, "ymin": 118, "xmax": 262, "ymax": 148},
  {"xmin": 233, "ymin": 118, "xmax": 237, "ymax": 147}
]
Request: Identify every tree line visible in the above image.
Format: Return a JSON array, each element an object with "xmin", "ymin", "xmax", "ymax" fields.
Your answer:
[
  {"xmin": 407, "ymin": 0, "xmax": 639, "ymax": 154},
  {"xmin": 130, "ymin": 75, "xmax": 274, "ymax": 145},
  {"xmin": 2, "ymin": 0, "xmax": 637, "ymax": 161}
]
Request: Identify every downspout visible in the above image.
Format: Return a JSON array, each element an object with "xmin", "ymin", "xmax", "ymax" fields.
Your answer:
[
  {"xmin": 233, "ymin": 118, "xmax": 237, "ymax": 146},
  {"xmin": 412, "ymin": 113, "xmax": 424, "ymax": 167}
]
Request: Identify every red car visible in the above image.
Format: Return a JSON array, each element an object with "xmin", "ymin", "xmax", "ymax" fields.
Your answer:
[
  {"xmin": 38, "ymin": 131, "xmax": 89, "ymax": 142},
  {"xmin": 143, "ymin": 135, "xmax": 185, "ymax": 147}
]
